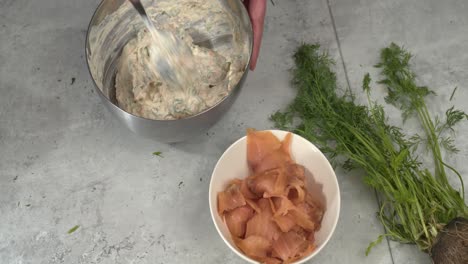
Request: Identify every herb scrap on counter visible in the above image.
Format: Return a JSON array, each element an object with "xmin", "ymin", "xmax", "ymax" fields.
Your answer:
[
  {"xmin": 152, "ymin": 151, "xmax": 163, "ymax": 157},
  {"xmin": 271, "ymin": 43, "xmax": 468, "ymax": 263},
  {"xmin": 67, "ymin": 225, "xmax": 80, "ymax": 234}
]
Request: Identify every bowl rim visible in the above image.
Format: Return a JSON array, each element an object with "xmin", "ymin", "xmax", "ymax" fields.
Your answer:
[
  {"xmin": 209, "ymin": 130, "xmax": 341, "ymax": 263},
  {"xmin": 84, "ymin": 0, "xmax": 253, "ymax": 123}
]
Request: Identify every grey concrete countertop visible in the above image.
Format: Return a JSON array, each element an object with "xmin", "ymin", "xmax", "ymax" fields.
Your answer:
[{"xmin": 1, "ymin": 0, "xmax": 467, "ymax": 263}]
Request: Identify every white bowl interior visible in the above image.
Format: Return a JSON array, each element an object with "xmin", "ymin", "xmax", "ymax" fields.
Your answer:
[{"xmin": 209, "ymin": 130, "xmax": 340, "ymax": 263}]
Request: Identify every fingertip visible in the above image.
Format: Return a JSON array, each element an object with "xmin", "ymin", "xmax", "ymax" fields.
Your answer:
[
  {"xmin": 249, "ymin": 45, "xmax": 259, "ymax": 71},
  {"xmin": 250, "ymin": 60, "xmax": 257, "ymax": 71},
  {"xmin": 250, "ymin": 35, "xmax": 261, "ymax": 71}
]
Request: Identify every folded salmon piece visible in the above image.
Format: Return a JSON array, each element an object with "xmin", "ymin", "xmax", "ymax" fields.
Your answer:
[
  {"xmin": 273, "ymin": 213, "xmax": 296, "ymax": 233},
  {"xmin": 286, "ymin": 179, "xmax": 306, "ymax": 205},
  {"xmin": 303, "ymin": 243, "xmax": 317, "ymax": 256},
  {"xmin": 289, "ymin": 206, "xmax": 316, "ymax": 232},
  {"xmin": 257, "ymin": 198, "xmax": 273, "ymax": 213},
  {"xmin": 272, "ymin": 230, "xmax": 309, "ymax": 262},
  {"xmin": 272, "ymin": 196, "xmax": 316, "ymax": 232},
  {"xmin": 225, "ymin": 205, "xmax": 254, "ymax": 238},
  {"xmin": 253, "ymin": 149, "xmax": 292, "ymax": 175},
  {"xmin": 246, "ymin": 170, "xmax": 277, "ymax": 197},
  {"xmin": 241, "ymin": 178, "xmax": 258, "ymax": 199},
  {"xmin": 236, "ymin": 235, "xmax": 272, "ymax": 260},
  {"xmin": 290, "ymin": 225, "xmax": 307, "ymax": 238},
  {"xmin": 268, "ymin": 198, "xmax": 276, "ymax": 215},
  {"xmin": 283, "ymin": 234, "xmax": 317, "ymax": 263},
  {"xmin": 272, "ymin": 196, "xmax": 295, "ymax": 217},
  {"xmin": 245, "ymin": 199, "xmax": 281, "ymax": 241},
  {"xmin": 247, "ymin": 130, "xmax": 282, "ymax": 171},
  {"xmin": 245, "ymin": 198, "xmax": 261, "ymax": 213},
  {"xmin": 298, "ymin": 200, "xmax": 324, "ymax": 231},
  {"xmin": 285, "ymin": 163, "xmax": 305, "ymax": 180},
  {"xmin": 247, "ymin": 130, "xmax": 293, "ymax": 174},
  {"xmin": 247, "ymin": 168, "xmax": 288, "ymax": 198},
  {"xmin": 218, "ymin": 180, "xmax": 246, "ymax": 215},
  {"xmin": 306, "ymin": 230, "xmax": 316, "ymax": 243}
]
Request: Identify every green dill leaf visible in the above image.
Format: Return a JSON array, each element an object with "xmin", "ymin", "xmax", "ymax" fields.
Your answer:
[
  {"xmin": 363, "ymin": 73, "xmax": 371, "ymax": 92},
  {"xmin": 449, "ymin": 87, "xmax": 457, "ymax": 101},
  {"xmin": 270, "ymin": 111, "xmax": 292, "ymax": 130},
  {"xmin": 444, "ymin": 106, "xmax": 467, "ymax": 132},
  {"xmin": 342, "ymin": 158, "xmax": 356, "ymax": 171},
  {"xmin": 152, "ymin": 151, "xmax": 163, "ymax": 157},
  {"xmin": 440, "ymin": 136, "xmax": 459, "ymax": 153},
  {"xmin": 366, "ymin": 235, "xmax": 384, "ymax": 256},
  {"xmin": 408, "ymin": 134, "xmax": 423, "ymax": 151},
  {"xmin": 67, "ymin": 225, "xmax": 80, "ymax": 234},
  {"xmin": 376, "ymin": 43, "xmax": 435, "ymax": 121}
]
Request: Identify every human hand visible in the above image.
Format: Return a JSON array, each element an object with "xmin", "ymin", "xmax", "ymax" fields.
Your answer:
[{"xmin": 243, "ymin": 0, "xmax": 266, "ymax": 70}]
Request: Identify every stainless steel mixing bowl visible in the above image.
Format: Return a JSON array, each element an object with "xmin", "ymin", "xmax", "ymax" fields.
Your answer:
[{"xmin": 85, "ymin": 0, "xmax": 252, "ymax": 142}]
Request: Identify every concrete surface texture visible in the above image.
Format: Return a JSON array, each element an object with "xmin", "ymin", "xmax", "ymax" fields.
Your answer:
[{"xmin": 1, "ymin": 0, "xmax": 467, "ymax": 263}]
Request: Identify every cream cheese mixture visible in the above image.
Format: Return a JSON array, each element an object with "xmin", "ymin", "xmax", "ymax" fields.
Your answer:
[{"xmin": 90, "ymin": 0, "xmax": 249, "ymax": 120}]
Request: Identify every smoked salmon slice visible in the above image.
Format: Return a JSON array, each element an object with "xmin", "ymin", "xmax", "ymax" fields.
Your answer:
[
  {"xmin": 225, "ymin": 205, "xmax": 254, "ymax": 238},
  {"xmin": 245, "ymin": 199, "xmax": 281, "ymax": 241},
  {"xmin": 253, "ymin": 149, "xmax": 292, "ymax": 175},
  {"xmin": 286, "ymin": 181, "xmax": 306, "ymax": 205},
  {"xmin": 272, "ymin": 196, "xmax": 295, "ymax": 217},
  {"xmin": 248, "ymin": 130, "xmax": 293, "ymax": 174},
  {"xmin": 286, "ymin": 163, "xmax": 305, "ymax": 180},
  {"xmin": 217, "ymin": 130, "xmax": 324, "ymax": 263},
  {"xmin": 273, "ymin": 213, "xmax": 296, "ymax": 233},
  {"xmin": 247, "ymin": 129, "xmax": 282, "ymax": 172},
  {"xmin": 241, "ymin": 178, "xmax": 258, "ymax": 199},
  {"xmin": 218, "ymin": 180, "xmax": 246, "ymax": 215},
  {"xmin": 298, "ymin": 200, "xmax": 324, "ymax": 230},
  {"xmin": 288, "ymin": 206, "xmax": 316, "ymax": 232},
  {"xmin": 236, "ymin": 235, "xmax": 272, "ymax": 260},
  {"xmin": 247, "ymin": 168, "xmax": 289, "ymax": 198},
  {"xmin": 272, "ymin": 230, "xmax": 308, "ymax": 262}
]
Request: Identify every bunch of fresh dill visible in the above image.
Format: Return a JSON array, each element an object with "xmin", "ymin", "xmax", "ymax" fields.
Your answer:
[{"xmin": 271, "ymin": 43, "xmax": 468, "ymax": 254}]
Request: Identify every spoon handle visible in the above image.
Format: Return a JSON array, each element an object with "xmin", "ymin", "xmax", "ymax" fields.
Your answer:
[{"xmin": 127, "ymin": 0, "xmax": 149, "ymax": 19}]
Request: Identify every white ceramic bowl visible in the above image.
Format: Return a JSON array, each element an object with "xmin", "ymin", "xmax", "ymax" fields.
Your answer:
[{"xmin": 209, "ymin": 130, "xmax": 340, "ymax": 263}]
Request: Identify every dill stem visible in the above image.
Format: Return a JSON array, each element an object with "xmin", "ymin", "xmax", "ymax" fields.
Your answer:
[
  {"xmin": 418, "ymin": 105, "xmax": 449, "ymax": 186},
  {"xmin": 408, "ymin": 172, "xmax": 430, "ymax": 242}
]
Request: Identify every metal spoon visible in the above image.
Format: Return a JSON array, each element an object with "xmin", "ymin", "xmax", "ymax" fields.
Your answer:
[{"xmin": 127, "ymin": 0, "xmax": 196, "ymax": 90}]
